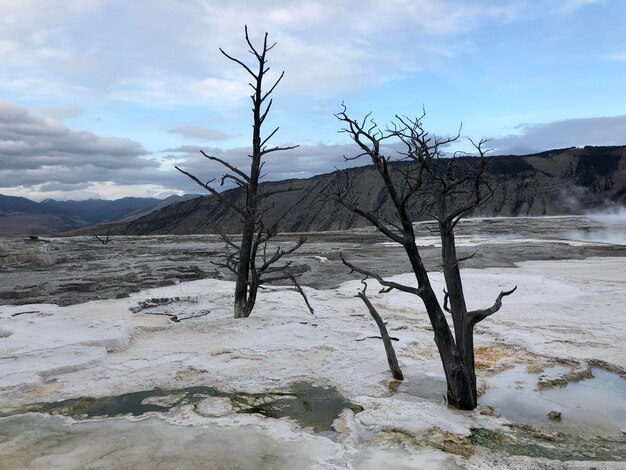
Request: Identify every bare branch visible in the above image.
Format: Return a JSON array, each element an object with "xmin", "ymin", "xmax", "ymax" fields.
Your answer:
[
  {"xmin": 340, "ymin": 253, "xmax": 421, "ymax": 296},
  {"xmin": 291, "ymin": 275, "xmax": 314, "ymax": 315},
  {"xmin": 469, "ymin": 286, "xmax": 517, "ymax": 324},
  {"xmin": 213, "ymin": 225, "xmax": 239, "ymax": 251},
  {"xmin": 331, "ymin": 189, "xmax": 404, "ymax": 244},
  {"xmin": 258, "ymin": 236, "xmax": 306, "ymax": 273},
  {"xmin": 219, "ymin": 48, "xmax": 257, "ymax": 80},
  {"xmin": 260, "ymin": 144, "xmax": 300, "ymax": 156},
  {"xmin": 221, "ymin": 174, "xmax": 247, "ymax": 188},
  {"xmin": 175, "ymin": 166, "xmax": 246, "ymax": 218},
  {"xmin": 356, "ymin": 279, "xmax": 404, "ymax": 380},
  {"xmin": 259, "ymin": 99, "xmax": 273, "ymax": 125},
  {"xmin": 257, "ymin": 185, "xmax": 303, "ymax": 201},
  {"xmin": 455, "ymin": 252, "xmax": 477, "ymax": 266},
  {"xmin": 260, "ymin": 126, "xmax": 280, "ymax": 149},
  {"xmin": 244, "ymin": 25, "xmax": 261, "ymax": 59},
  {"xmin": 261, "ymin": 71, "xmax": 284, "ymax": 103},
  {"xmin": 200, "ymin": 150, "xmax": 250, "ymax": 183}
]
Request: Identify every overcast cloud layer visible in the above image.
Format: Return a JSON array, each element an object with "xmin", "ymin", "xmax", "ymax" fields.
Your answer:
[
  {"xmin": 490, "ymin": 115, "xmax": 626, "ymax": 154},
  {"xmin": 1, "ymin": 0, "xmax": 625, "ymax": 199},
  {"xmin": 2, "ymin": 97, "xmax": 626, "ymax": 200}
]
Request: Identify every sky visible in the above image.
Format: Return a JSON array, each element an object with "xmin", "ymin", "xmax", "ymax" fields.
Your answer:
[{"xmin": 1, "ymin": 0, "xmax": 625, "ymax": 201}]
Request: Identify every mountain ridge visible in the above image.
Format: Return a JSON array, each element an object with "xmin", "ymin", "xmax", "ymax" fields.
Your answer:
[
  {"xmin": 76, "ymin": 145, "xmax": 626, "ymax": 236},
  {"xmin": 0, "ymin": 194, "xmax": 200, "ymax": 235}
]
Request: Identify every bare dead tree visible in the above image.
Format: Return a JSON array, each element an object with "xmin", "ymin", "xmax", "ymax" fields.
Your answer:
[
  {"xmin": 176, "ymin": 27, "xmax": 307, "ymax": 319},
  {"xmin": 334, "ymin": 105, "xmax": 515, "ymax": 409},
  {"xmin": 95, "ymin": 228, "xmax": 111, "ymax": 245}
]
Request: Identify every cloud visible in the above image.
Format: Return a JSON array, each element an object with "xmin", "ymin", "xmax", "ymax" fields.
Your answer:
[
  {"xmin": 4, "ymin": 97, "xmax": 623, "ymax": 200},
  {"xmin": 32, "ymin": 106, "xmax": 84, "ymax": 120},
  {"xmin": 0, "ymin": 0, "xmax": 564, "ymax": 107},
  {"xmin": 489, "ymin": 115, "xmax": 626, "ymax": 154},
  {"xmin": 0, "ymin": 99, "xmax": 371, "ymax": 198},
  {"xmin": 0, "ymin": 99, "xmax": 149, "ymax": 170},
  {"xmin": 557, "ymin": 0, "xmax": 605, "ymax": 13},
  {"xmin": 604, "ymin": 52, "xmax": 626, "ymax": 62},
  {"xmin": 39, "ymin": 181, "xmax": 91, "ymax": 192},
  {"xmin": 162, "ymin": 145, "xmax": 205, "ymax": 154},
  {"xmin": 167, "ymin": 126, "xmax": 233, "ymax": 141},
  {"xmin": 169, "ymin": 142, "xmax": 363, "ymax": 185},
  {"xmin": 0, "ymin": 99, "xmax": 172, "ymax": 192}
]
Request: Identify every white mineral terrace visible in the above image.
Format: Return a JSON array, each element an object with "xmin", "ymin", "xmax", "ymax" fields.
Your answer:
[{"xmin": 0, "ymin": 256, "xmax": 625, "ymax": 468}]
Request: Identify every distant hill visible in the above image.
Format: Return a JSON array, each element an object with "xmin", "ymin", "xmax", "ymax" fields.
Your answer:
[
  {"xmin": 0, "ymin": 195, "xmax": 200, "ymax": 235},
  {"xmin": 1, "ymin": 194, "xmax": 63, "ymax": 216},
  {"xmin": 39, "ymin": 197, "xmax": 161, "ymax": 225},
  {"xmin": 0, "ymin": 194, "xmax": 82, "ymax": 235},
  {"xmin": 78, "ymin": 146, "xmax": 626, "ymax": 236},
  {"xmin": 116, "ymin": 194, "xmax": 201, "ymax": 221}
]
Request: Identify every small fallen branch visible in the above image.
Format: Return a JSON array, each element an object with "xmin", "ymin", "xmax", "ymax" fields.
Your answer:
[
  {"xmin": 11, "ymin": 310, "xmax": 39, "ymax": 317},
  {"xmin": 291, "ymin": 275, "xmax": 315, "ymax": 315},
  {"xmin": 171, "ymin": 311, "xmax": 211, "ymax": 322},
  {"xmin": 355, "ymin": 335, "xmax": 399, "ymax": 342},
  {"xmin": 131, "ymin": 310, "xmax": 210, "ymax": 323},
  {"xmin": 130, "ymin": 296, "xmax": 199, "ymax": 313}
]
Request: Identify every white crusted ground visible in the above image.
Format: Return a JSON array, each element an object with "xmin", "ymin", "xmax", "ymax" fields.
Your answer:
[{"xmin": 0, "ymin": 257, "xmax": 624, "ymax": 469}]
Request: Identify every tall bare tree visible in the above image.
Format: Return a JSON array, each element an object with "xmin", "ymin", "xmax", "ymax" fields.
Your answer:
[
  {"xmin": 334, "ymin": 106, "xmax": 516, "ymax": 409},
  {"xmin": 177, "ymin": 27, "xmax": 308, "ymax": 319}
]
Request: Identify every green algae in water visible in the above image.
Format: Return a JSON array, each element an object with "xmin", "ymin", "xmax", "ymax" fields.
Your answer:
[
  {"xmin": 470, "ymin": 427, "xmax": 626, "ymax": 462},
  {"xmin": 14, "ymin": 382, "xmax": 362, "ymax": 434},
  {"xmin": 241, "ymin": 382, "xmax": 364, "ymax": 433},
  {"xmin": 22, "ymin": 386, "xmax": 220, "ymax": 418}
]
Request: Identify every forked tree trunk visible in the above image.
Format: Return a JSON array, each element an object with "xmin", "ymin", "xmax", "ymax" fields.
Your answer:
[
  {"xmin": 403, "ymin": 230, "xmax": 478, "ymax": 409},
  {"xmin": 413, "ymin": 268, "xmax": 477, "ymax": 410}
]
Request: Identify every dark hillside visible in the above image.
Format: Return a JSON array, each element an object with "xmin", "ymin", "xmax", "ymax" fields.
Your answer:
[{"xmin": 77, "ymin": 146, "xmax": 626, "ymax": 235}]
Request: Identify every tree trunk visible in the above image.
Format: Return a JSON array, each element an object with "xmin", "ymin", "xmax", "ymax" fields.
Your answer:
[
  {"xmin": 233, "ymin": 49, "xmax": 263, "ymax": 319},
  {"xmin": 179, "ymin": 29, "xmax": 304, "ymax": 320},
  {"xmin": 400, "ymin": 240, "xmax": 475, "ymax": 408},
  {"xmin": 420, "ymin": 285, "xmax": 476, "ymax": 409},
  {"xmin": 234, "ymin": 220, "xmax": 255, "ymax": 318},
  {"xmin": 460, "ymin": 316, "xmax": 478, "ymax": 401},
  {"xmin": 443, "ymin": 357, "xmax": 476, "ymax": 410}
]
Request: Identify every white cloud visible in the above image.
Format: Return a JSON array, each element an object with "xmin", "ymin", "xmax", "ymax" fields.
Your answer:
[
  {"xmin": 604, "ymin": 52, "xmax": 626, "ymax": 62},
  {"xmin": 167, "ymin": 126, "xmax": 233, "ymax": 141},
  {"xmin": 32, "ymin": 106, "xmax": 84, "ymax": 121},
  {"xmin": 0, "ymin": 0, "xmax": 563, "ymax": 107},
  {"xmin": 557, "ymin": 0, "xmax": 605, "ymax": 14}
]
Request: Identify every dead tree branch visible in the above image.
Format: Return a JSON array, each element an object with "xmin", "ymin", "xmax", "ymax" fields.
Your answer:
[{"xmin": 356, "ymin": 279, "xmax": 404, "ymax": 381}]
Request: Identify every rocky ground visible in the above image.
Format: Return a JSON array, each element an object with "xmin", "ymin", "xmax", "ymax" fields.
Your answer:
[{"xmin": 1, "ymin": 215, "xmax": 625, "ymax": 307}]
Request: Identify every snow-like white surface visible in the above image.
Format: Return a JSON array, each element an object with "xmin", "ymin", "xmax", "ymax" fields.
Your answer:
[
  {"xmin": 1, "ymin": 257, "xmax": 625, "ymax": 468},
  {"xmin": 377, "ymin": 236, "xmax": 613, "ymax": 248}
]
